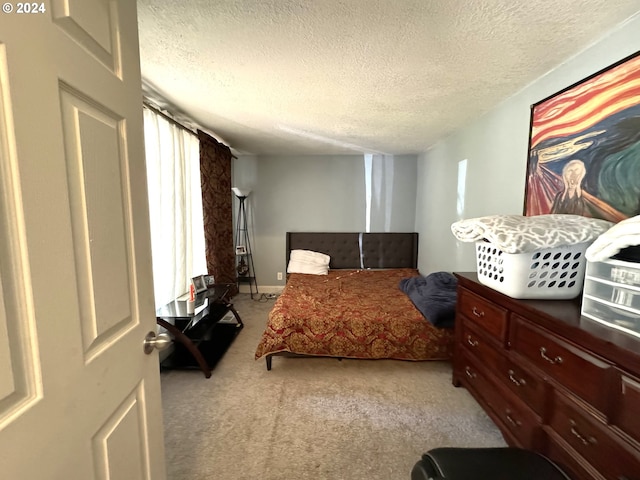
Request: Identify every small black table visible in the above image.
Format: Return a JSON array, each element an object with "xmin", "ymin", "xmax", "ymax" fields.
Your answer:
[{"xmin": 156, "ymin": 283, "xmax": 243, "ymax": 378}]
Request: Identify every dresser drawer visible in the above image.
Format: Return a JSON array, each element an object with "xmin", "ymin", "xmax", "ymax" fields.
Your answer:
[
  {"xmin": 510, "ymin": 315, "xmax": 612, "ymax": 411},
  {"xmin": 543, "ymin": 429, "xmax": 607, "ymax": 480},
  {"xmin": 461, "ymin": 319, "xmax": 504, "ymax": 373},
  {"xmin": 614, "ymin": 372, "xmax": 640, "ymax": 444},
  {"xmin": 549, "ymin": 389, "xmax": 640, "ymax": 480},
  {"xmin": 482, "ymin": 372, "xmax": 541, "ymax": 448},
  {"xmin": 500, "ymin": 356, "xmax": 547, "ymax": 416},
  {"xmin": 458, "ymin": 352, "xmax": 497, "ymax": 412},
  {"xmin": 458, "ymin": 288, "xmax": 508, "ymax": 342},
  {"xmin": 460, "ymin": 351, "xmax": 539, "ymax": 448}
]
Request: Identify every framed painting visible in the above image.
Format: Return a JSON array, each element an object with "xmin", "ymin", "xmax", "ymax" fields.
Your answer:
[
  {"xmin": 524, "ymin": 50, "xmax": 640, "ymax": 223},
  {"xmin": 191, "ymin": 275, "xmax": 207, "ymax": 294}
]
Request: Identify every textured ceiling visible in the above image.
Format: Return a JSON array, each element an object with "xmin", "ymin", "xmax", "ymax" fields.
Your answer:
[{"xmin": 137, "ymin": 0, "xmax": 640, "ymax": 156}]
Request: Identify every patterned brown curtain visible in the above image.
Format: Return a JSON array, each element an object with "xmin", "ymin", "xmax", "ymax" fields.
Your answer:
[{"xmin": 198, "ymin": 130, "xmax": 236, "ymax": 289}]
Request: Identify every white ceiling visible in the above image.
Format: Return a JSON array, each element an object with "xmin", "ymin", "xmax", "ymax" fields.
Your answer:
[{"xmin": 136, "ymin": 0, "xmax": 640, "ymax": 156}]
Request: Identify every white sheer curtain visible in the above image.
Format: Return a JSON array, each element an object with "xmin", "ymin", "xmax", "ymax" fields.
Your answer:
[
  {"xmin": 364, "ymin": 153, "xmax": 395, "ymax": 232},
  {"xmin": 143, "ymin": 106, "xmax": 207, "ymax": 309}
]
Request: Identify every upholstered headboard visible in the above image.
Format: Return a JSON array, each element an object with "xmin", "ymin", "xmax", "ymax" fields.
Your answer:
[{"xmin": 286, "ymin": 232, "xmax": 418, "ymax": 269}]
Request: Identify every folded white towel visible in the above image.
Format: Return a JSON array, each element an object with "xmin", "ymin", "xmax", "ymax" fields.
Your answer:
[
  {"xmin": 451, "ymin": 214, "xmax": 613, "ymax": 254},
  {"xmin": 585, "ymin": 215, "xmax": 640, "ymax": 262}
]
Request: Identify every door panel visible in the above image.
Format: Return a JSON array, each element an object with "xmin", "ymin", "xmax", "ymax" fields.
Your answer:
[
  {"xmin": 0, "ymin": 44, "xmax": 41, "ymax": 425},
  {"xmin": 52, "ymin": 0, "xmax": 121, "ymax": 74},
  {"xmin": 60, "ymin": 86, "xmax": 136, "ymax": 359},
  {"xmin": 93, "ymin": 384, "xmax": 150, "ymax": 480},
  {"xmin": 0, "ymin": 1, "xmax": 166, "ymax": 478}
]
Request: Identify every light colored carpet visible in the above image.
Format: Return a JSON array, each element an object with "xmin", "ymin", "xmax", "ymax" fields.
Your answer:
[{"xmin": 160, "ymin": 294, "xmax": 506, "ymax": 480}]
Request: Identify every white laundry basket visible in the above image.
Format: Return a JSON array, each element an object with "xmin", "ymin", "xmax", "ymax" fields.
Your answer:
[{"xmin": 475, "ymin": 241, "xmax": 590, "ymax": 299}]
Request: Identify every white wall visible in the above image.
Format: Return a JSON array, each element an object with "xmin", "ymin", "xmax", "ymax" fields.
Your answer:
[
  {"xmin": 416, "ymin": 13, "xmax": 640, "ymax": 275},
  {"xmin": 233, "ymin": 154, "xmax": 417, "ymax": 288}
]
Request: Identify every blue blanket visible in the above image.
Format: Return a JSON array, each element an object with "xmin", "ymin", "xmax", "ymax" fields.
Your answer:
[{"xmin": 399, "ymin": 272, "xmax": 458, "ymax": 328}]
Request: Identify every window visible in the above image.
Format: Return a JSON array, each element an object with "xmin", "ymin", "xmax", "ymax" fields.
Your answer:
[{"xmin": 143, "ymin": 106, "xmax": 207, "ymax": 308}]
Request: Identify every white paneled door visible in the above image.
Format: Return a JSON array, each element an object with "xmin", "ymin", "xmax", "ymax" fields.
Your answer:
[{"xmin": 0, "ymin": 1, "xmax": 166, "ymax": 479}]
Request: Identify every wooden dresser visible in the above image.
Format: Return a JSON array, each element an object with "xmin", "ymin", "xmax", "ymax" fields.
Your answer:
[{"xmin": 453, "ymin": 272, "xmax": 640, "ymax": 480}]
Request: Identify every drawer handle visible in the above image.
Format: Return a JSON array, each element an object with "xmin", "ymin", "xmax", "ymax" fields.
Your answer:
[
  {"xmin": 540, "ymin": 347, "xmax": 563, "ymax": 365},
  {"xmin": 472, "ymin": 307, "xmax": 485, "ymax": 318},
  {"xmin": 569, "ymin": 420, "xmax": 597, "ymax": 446},
  {"xmin": 507, "ymin": 369, "xmax": 526, "ymax": 387},
  {"xmin": 467, "ymin": 335, "xmax": 479, "ymax": 347},
  {"xmin": 505, "ymin": 410, "xmax": 522, "ymax": 428},
  {"xmin": 465, "ymin": 366, "xmax": 476, "ymax": 379}
]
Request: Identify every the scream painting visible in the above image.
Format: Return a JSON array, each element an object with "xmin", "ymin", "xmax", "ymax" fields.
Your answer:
[{"xmin": 524, "ymin": 51, "xmax": 640, "ymax": 223}]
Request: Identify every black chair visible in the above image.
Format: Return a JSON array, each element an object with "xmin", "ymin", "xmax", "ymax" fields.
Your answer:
[{"xmin": 411, "ymin": 447, "xmax": 571, "ymax": 480}]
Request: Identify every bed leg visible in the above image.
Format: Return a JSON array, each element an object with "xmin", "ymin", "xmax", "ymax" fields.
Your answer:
[{"xmin": 266, "ymin": 355, "xmax": 272, "ymax": 371}]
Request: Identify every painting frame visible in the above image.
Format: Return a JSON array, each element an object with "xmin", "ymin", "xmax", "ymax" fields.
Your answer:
[
  {"xmin": 191, "ymin": 275, "xmax": 207, "ymax": 294},
  {"xmin": 523, "ymin": 50, "xmax": 640, "ymax": 223}
]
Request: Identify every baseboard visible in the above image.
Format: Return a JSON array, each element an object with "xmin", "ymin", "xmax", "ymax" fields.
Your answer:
[{"xmin": 237, "ymin": 284, "xmax": 284, "ymax": 295}]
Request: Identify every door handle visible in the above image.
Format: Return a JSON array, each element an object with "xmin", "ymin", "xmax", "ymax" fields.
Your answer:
[{"xmin": 143, "ymin": 331, "xmax": 172, "ymax": 354}]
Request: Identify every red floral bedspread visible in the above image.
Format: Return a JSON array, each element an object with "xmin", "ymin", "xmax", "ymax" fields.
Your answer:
[{"xmin": 254, "ymin": 269, "xmax": 454, "ymax": 361}]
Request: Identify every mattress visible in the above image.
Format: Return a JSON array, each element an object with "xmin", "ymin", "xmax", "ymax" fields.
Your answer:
[{"xmin": 255, "ymin": 269, "xmax": 454, "ymax": 361}]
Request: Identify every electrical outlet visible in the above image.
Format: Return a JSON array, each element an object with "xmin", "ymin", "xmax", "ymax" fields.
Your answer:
[{"xmin": 277, "ymin": 272, "xmax": 283, "ymax": 280}]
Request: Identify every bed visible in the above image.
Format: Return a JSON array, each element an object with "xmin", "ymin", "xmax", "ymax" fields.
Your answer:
[{"xmin": 254, "ymin": 232, "xmax": 455, "ymax": 370}]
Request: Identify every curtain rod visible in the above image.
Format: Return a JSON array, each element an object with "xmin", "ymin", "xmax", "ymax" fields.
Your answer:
[
  {"xmin": 143, "ymin": 101, "xmax": 199, "ymax": 136},
  {"xmin": 142, "ymin": 101, "xmax": 237, "ymax": 158}
]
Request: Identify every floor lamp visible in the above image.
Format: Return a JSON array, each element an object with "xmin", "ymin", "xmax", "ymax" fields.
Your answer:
[{"xmin": 232, "ymin": 188, "xmax": 258, "ymax": 298}]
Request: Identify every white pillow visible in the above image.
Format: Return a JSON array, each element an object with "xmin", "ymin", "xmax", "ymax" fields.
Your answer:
[
  {"xmin": 290, "ymin": 249, "xmax": 330, "ymax": 265},
  {"xmin": 287, "ymin": 249, "xmax": 330, "ymax": 275}
]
